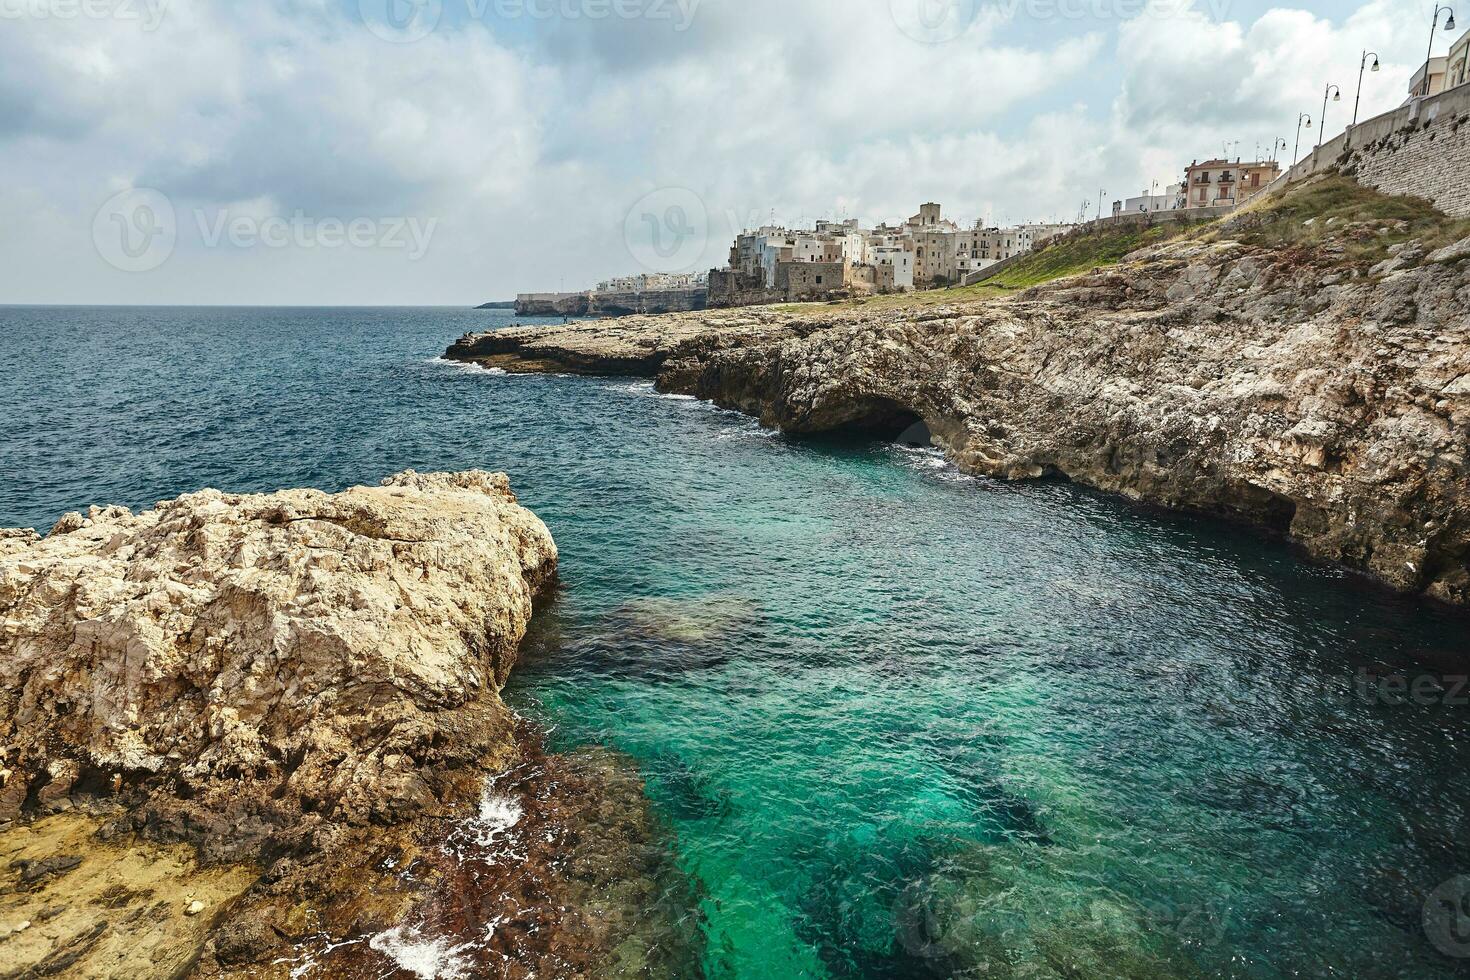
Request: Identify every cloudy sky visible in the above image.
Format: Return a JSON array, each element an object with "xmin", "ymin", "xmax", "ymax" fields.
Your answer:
[{"xmin": 0, "ymin": 0, "xmax": 1457, "ymax": 305}]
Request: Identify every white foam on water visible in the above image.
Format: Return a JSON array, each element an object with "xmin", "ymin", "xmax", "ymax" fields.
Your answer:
[
  {"xmin": 608, "ymin": 380, "xmax": 700, "ymax": 402},
  {"xmin": 473, "ymin": 788, "xmax": 523, "ymax": 847},
  {"xmin": 368, "ymin": 926, "xmax": 474, "ymax": 980},
  {"xmin": 890, "ymin": 444, "xmax": 973, "ymax": 482},
  {"xmin": 276, "ymin": 935, "xmax": 369, "ymax": 979},
  {"xmin": 423, "ymin": 356, "xmax": 507, "ymax": 376},
  {"xmin": 715, "ymin": 424, "xmax": 780, "ymax": 442}
]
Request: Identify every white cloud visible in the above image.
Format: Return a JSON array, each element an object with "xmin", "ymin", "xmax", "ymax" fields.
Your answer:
[
  {"xmin": 1115, "ymin": 0, "xmax": 1446, "ymax": 164},
  {"xmin": 0, "ymin": 0, "xmax": 1457, "ymax": 304}
]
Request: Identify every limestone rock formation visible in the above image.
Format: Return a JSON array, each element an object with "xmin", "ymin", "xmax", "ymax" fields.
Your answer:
[
  {"xmin": 0, "ymin": 470, "xmax": 558, "ymax": 861},
  {"xmin": 448, "ymin": 210, "xmax": 1470, "ymax": 607},
  {"xmin": 669, "ymin": 236, "xmax": 1470, "ymax": 605},
  {"xmin": 446, "ymin": 307, "xmax": 810, "ymax": 376}
]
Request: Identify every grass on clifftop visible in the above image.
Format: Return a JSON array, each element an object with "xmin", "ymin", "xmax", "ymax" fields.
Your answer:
[
  {"xmin": 977, "ymin": 221, "xmax": 1196, "ymax": 289},
  {"xmin": 1208, "ymin": 174, "xmax": 1470, "ymax": 263},
  {"xmin": 775, "ymin": 220, "xmax": 1200, "ymax": 315}
]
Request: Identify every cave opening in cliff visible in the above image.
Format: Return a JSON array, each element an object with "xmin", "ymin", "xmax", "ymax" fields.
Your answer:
[{"xmin": 830, "ymin": 399, "xmax": 933, "ymax": 446}]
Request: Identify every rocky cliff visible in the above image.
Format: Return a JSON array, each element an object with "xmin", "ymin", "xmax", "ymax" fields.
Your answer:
[
  {"xmin": 0, "ymin": 471, "xmax": 634, "ymax": 976},
  {"xmin": 0, "ymin": 470, "xmax": 557, "ymax": 856},
  {"xmin": 448, "ymin": 179, "xmax": 1470, "ymax": 607}
]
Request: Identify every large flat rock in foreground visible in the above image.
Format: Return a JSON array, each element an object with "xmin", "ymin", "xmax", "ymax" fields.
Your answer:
[{"xmin": 0, "ymin": 470, "xmax": 558, "ymax": 859}]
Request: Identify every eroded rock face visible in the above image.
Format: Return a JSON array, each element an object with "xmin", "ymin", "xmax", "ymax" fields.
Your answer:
[
  {"xmin": 678, "ymin": 240, "xmax": 1470, "ymax": 605},
  {"xmin": 0, "ymin": 470, "xmax": 558, "ymax": 861},
  {"xmin": 451, "ymin": 235, "xmax": 1470, "ymax": 607},
  {"xmin": 445, "ymin": 306, "xmax": 811, "ymax": 376}
]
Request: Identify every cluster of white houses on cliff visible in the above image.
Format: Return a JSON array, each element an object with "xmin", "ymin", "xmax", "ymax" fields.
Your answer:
[
  {"xmin": 706, "ymin": 154, "xmax": 1286, "ymax": 308},
  {"xmin": 709, "ymin": 204, "xmax": 1075, "ymax": 307},
  {"xmin": 513, "ymin": 160, "xmax": 1286, "ymax": 315}
]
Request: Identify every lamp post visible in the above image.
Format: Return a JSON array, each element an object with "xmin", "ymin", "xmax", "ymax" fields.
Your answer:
[
  {"xmin": 1423, "ymin": 6, "xmax": 1457, "ymax": 96},
  {"xmin": 1354, "ymin": 50, "xmax": 1381, "ymax": 127},
  {"xmin": 1293, "ymin": 113, "xmax": 1313, "ymax": 166},
  {"xmin": 1098, "ymin": 188, "xmax": 1107, "ymax": 222},
  {"xmin": 1271, "ymin": 138, "xmax": 1288, "ymax": 164},
  {"xmin": 1317, "ymin": 84, "xmax": 1342, "ymax": 150}
]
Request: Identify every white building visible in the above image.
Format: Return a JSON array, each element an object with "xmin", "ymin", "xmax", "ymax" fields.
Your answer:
[
  {"xmin": 595, "ymin": 271, "xmax": 708, "ymax": 293},
  {"xmin": 719, "ymin": 203, "xmax": 1071, "ymax": 294},
  {"xmin": 1113, "ymin": 186, "xmax": 1182, "ymax": 216},
  {"xmin": 873, "ymin": 246, "xmax": 914, "ymax": 291}
]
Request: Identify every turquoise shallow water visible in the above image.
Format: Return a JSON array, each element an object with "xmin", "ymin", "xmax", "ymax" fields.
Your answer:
[{"xmin": 3, "ymin": 306, "xmax": 1470, "ymax": 978}]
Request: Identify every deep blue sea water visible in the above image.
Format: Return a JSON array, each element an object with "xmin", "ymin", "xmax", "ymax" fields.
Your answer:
[{"xmin": 4, "ymin": 306, "xmax": 1470, "ymax": 979}]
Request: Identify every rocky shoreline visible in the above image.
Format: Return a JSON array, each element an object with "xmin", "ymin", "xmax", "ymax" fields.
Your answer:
[
  {"xmin": 448, "ymin": 182, "xmax": 1470, "ymax": 608},
  {"xmin": 0, "ymin": 471, "xmax": 699, "ymax": 977}
]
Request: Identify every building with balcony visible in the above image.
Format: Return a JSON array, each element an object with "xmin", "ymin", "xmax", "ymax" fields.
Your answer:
[{"xmin": 1183, "ymin": 160, "xmax": 1281, "ymax": 210}]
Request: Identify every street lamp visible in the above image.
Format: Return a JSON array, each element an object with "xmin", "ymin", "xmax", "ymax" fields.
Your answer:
[
  {"xmin": 1293, "ymin": 113, "xmax": 1313, "ymax": 166},
  {"xmin": 1098, "ymin": 188, "xmax": 1108, "ymax": 222},
  {"xmin": 1317, "ymin": 84, "xmax": 1341, "ymax": 149},
  {"xmin": 1270, "ymin": 137, "xmax": 1288, "ymax": 163},
  {"xmin": 1423, "ymin": 6, "xmax": 1457, "ymax": 96},
  {"xmin": 1354, "ymin": 50, "xmax": 1381, "ymax": 127}
]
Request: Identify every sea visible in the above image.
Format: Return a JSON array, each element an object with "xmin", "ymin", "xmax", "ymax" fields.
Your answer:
[{"xmin": 3, "ymin": 305, "xmax": 1469, "ymax": 978}]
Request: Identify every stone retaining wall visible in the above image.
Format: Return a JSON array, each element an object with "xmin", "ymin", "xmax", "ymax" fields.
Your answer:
[{"xmin": 1272, "ymin": 83, "xmax": 1470, "ymax": 217}]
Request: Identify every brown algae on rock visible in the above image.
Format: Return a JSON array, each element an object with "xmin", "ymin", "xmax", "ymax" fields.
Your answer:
[{"xmin": 0, "ymin": 813, "xmax": 257, "ymax": 978}]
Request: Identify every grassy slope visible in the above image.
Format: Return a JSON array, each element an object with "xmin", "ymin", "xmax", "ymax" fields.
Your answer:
[
  {"xmin": 776, "ymin": 221, "xmax": 1196, "ymax": 314},
  {"xmin": 1203, "ymin": 173, "xmax": 1470, "ymax": 264},
  {"xmin": 979, "ymin": 221, "xmax": 1194, "ymax": 288}
]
